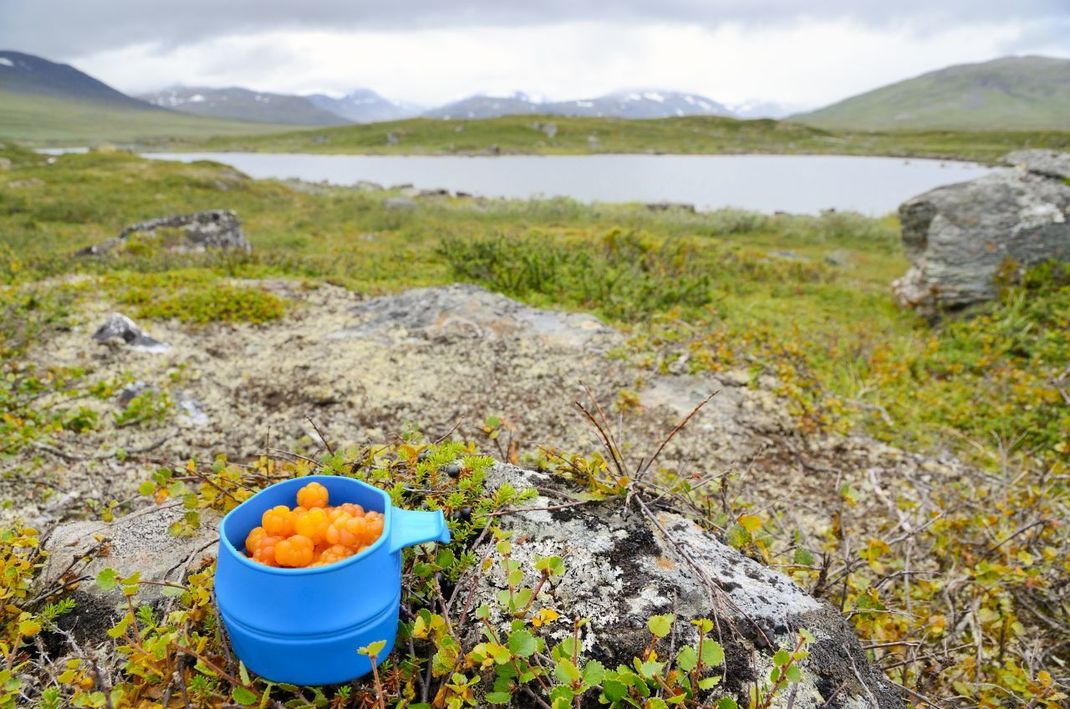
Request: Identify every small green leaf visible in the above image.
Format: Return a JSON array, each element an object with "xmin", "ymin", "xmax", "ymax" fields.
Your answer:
[
  {"xmin": 645, "ymin": 699, "xmax": 668, "ymax": 709},
  {"xmin": 231, "ymin": 687, "xmax": 257, "ymax": 706},
  {"xmin": 793, "ymin": 548, "xmax": 814, "ymax": 566},
  {"xmin": 675, "ymin": 645, "xmax": 698, "ymax": 672},
  {"xmin": 785, "ymin": 665, "xmax": 802, "ymax": 683},
  {"xmin": 700, "ymin": 640, "xmax": 725, "ymax": 667},
  {"xmin": 582, "ymin": 659, "xmax": 606, "ymax": 686},
  {"xmin": 486, "ymin": 692, "xmax": 512, "ymax": 704},
  {"xmin": 647, "ymin": 613, "xmax": 674, "ymax": 639},
  {"xmin": 602, "ymin": 679, "xmax": 628, "ymax": 702},
  {"xmin": 717, "ymin": 697, "xmax": 737, "ymax": 709},
  {"xmin": 555, "ymin": 658, "xmax": 581, "ymax": 684},
  {"xmin": 698, "ymin": 677, "xmax": 722, "ymax": 690},
  {"xmin": 508, "ymin": 629, "xmax": 537, "ymax": 658},
  {"xmin": 773, "ymin": 649, "xmax": 791, "ymax": 667},
  {"xmin": 358, "ymin": 639, "xmax": 388, "ymax": 657},
  {"xmin": 95, "ymin": 568, "xmax": 118, "ymax": 592}
]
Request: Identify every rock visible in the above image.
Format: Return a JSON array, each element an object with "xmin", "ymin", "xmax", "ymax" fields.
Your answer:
[
  {"xmin": 354, "ymin": 180, "xmax": 383, "ymax": 191},
  {"xmin": 386, "ymin": 131, "xmax": 400, "ymax": 146},
  {"xmin": 77, "ymin": 209, "xmax": 250, "ymax": 256},
  {"xmin": 37, "ymin": 504, "xmax": 219, "ymax": 641},
  {"xmin": 645, "ymin": 201, "xmax": 696, "ymax": 213},
  {"xmin": 824, "ymin": 250, "xmax": 851, "ymax": 267},
  {"xmin": 115, "ymin": 381, "xmax": 154, "ymax": 406},
  {"xmin": 474, "ymin": 464, "xmax": 901, "ymax": 707},
  {"xmin": 1003, "ymin": 149, "xmax": 1070, "ymax": 180},
  {"xmin": 536, "ymin": 122, "xmax": 558, "ymax": 138},
  {"xmin": 892, "ymin": 163, "xmax": 1070, "ymax": 312},
  {"xmin": 176, "ymin": 392, "xmax": 209, "ymax": 427},
  {"xmin": 92, "ymin": 313, "xmax": 170, "ymax": 353},
  {"xmin": 0, "ymin": 157, "xmax": 11, "ymax": 170},
  {"xmin": 383, "ymin": 197, "xmax": 416, "ymax": 211},
  {"xmin": 329, "ymin": 284, "xmax": 618, "ymax": 350}
]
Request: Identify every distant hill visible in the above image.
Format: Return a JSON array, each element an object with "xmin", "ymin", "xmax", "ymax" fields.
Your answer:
[
  {"xmin": 424, "ymin": 90, "xmax": 732, "ymax": 120},
  {"xmin": 0, "ymin": 50, "xmax": 297, "ymax": 144},
  {"xmin": 305, "ymin": 89, "xmax": 421, "ymax": 123},
  {"xmin": 793, "ymin": 55, "xmax": 1070, "ymax": 131},
  {"xmin": 0, "ymin": 49, "xmax": 151, "ymax": 108},
  {"xmin": 140, "ymin": 86, "xmax": 350, "ymax": 126}
]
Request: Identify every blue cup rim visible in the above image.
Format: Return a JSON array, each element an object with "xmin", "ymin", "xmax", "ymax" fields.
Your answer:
[{"xmin": 218, "ymin": 474, "xmax": 393, "ymax": 576}]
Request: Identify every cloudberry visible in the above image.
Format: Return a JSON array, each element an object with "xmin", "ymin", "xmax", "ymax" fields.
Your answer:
[
  {"xmin": 245, "ymin": 526, "xmax": 266, "ymax": 555},
  {"xmin": 275, "ymin": 534, "xmax": 315, "ymax": 567},
  {"xmin": 295, "ymin": 507, "xmax": 329, "ymax": 545},
  {"xmin": 297, "ymin": 482, "xmax": 329, "ymax": 509},
  {"xmin": 262, "ymin": 506, "xmax": 295, "ymax": 537}
]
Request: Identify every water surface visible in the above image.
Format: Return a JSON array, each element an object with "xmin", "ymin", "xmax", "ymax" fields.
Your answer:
[{"xmin": 137, "ymin": 152, "xmax": 990, "ymax": 214}]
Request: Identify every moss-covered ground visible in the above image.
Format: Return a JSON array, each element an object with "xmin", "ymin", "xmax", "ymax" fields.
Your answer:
[{"xmin": 0, "ymin": 143, "xmax": 1067, "ymax": 707}]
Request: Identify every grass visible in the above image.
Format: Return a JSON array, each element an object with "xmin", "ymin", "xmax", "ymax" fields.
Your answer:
[
  {"xmin": 0, "ymin": 90, "xmax": 304, "ymax": 146},
  {"xmin": 795, "ymin": 56, "xmax": 1070, "ymax": 132},
  {"xmin": 1, "ymin": 142, "xmax": 1068, "ymax": 706},
  {"xmin": 155, "ymin": 113, "xmax": 1070, "ymax": 162}
]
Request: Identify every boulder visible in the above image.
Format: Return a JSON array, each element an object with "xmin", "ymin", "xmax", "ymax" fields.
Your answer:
[
  {"xmin": 92, "ymin": 313, "xmax": 170, "ymax": 353},
  {"xmin": 471, "ymin": 464, "xmax": 901, "ymax": 707},
  {"xmin": 37, "ymin": 504, "xmax": 219, "ymax": 640},
  {"xmin": 1003, "ymin": 149, "xmax": 1070, "ymax": 180},
  {"xmin": 329, "ymin": 283, "xmax": 618, "ymax": 350},
  {"xmin": 78, "ymin": 209, "xmax": 250, "ymax": 256},
  {"xmin": 892, "ymin": 157, "xmax": 1070, "ymax": 312}
]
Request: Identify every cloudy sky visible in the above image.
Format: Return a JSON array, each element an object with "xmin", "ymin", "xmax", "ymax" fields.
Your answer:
[{"xmin": 0, "ymin": 1, "xmax": 1068, "ymax": 110}]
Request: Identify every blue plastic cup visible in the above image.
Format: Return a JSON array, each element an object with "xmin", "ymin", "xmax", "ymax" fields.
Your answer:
[{"xmin": 215, "ymin": 475, "xmax": 451, "ymax": 685}]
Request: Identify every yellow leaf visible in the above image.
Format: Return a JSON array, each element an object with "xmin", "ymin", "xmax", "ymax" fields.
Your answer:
[{"xmin": 739, "ymin": 514, "xmax": 762, "ymax": 533}]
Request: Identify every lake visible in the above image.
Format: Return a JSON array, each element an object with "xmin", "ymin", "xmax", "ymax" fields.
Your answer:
[{"xmin": 136, "ymin": 152, "xmax": 988, "ymax": 214}]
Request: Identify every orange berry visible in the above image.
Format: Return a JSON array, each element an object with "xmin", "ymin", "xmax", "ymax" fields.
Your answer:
[
  {"xmin": 297, "ymin": 482, "xmax": 329, "ymax": 509},
  {"xmin": 274, "ymin": 534, "xmax": 315, "ymax": 568},
  {"xmin": 262, "ymin": 506, "xmax": 295, "ymax": 537},
  {"xmin": 245, "ymin": 526, "xmax": 266, "ymax": 555},
  {"xmin": 295, "ymin": 507, "xmax": 329, "ymax": 545},
  {"xmin": 340, "ymin": 502, "xmax": 364, "ymax": 516},
  {"xmin": 252, "ymin": 535, "xmax": 282, "ymax": 566}
]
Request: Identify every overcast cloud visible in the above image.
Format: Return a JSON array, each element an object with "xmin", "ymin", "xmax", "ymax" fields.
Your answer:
[{"xmin": 0, "ymin": 1, "xmax": 1067, "ymax": 108}]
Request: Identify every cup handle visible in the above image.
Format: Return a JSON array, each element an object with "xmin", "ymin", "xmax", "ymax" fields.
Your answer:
[{"xmin": 389, "ymin": 508, "xmax": 451, "ymax": 553}]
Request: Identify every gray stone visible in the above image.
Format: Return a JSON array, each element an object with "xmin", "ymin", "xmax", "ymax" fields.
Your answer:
[
  {"xmin": 383, "ymin": 196, "xmax": 416, "ymax": 211},
  {"xmin": 472, "ymin": 464, "xmax": 900, "ymax": 708},
  {"xmin": 176, "ymin": 392, "xmax": 209, "ymax": 426},
  {"xmin": 386, "ymin": 131, "xmax": 400, "ymax": 145},
  {"xmin": 92, "ymin": 313, "xmax": 170, "ymax": 353},
  {"xmin": 115, "ymin": 381, "xmax": 154, "ymax": 406},
  {"xmin": 78, "ymin": 209, "xmax": 250, "ymax": 256},
  {"xmin": 892, "ymin": 165, "xmax": 1070, "ymax": 312},
  {"xmin": 329, "ymin": 283, "xmax": 618, "ymax": 350},
  {"xmin": 645, "ymin": 201, "xmax": 696, "ymax": 213},
  {"xmin": 1003, "ymin": 149, "xmax": 1070, "ymax": 180},
  {"xmin": 38, "ymin": 504, "xmax": 219, "ymax": 640}
]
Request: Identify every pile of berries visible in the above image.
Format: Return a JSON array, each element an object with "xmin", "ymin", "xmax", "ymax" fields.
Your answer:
[{"xmin": 243, "ymin": 481, "xmax": 385, "ymax": 568}]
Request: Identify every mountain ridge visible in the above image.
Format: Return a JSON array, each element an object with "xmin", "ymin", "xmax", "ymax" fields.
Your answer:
[{"xmin": 793, "ymin": 55, "xmax": 1070, "ymax": 131}]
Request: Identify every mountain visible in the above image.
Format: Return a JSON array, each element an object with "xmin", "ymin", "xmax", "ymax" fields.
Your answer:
[
  {"xmin": 793, "ymin": 55, "xmax": 1070, "ymax": 131},
  {"xmin": 0, "ymin": 49, "xmax": 150, "ymax": 108},
  {"xmin": 305, "ymin": 89, "xmax": 420, "ymax": 123},
  {"xmin": 0, "ymin": 50, "xmax": 295, "ymax": 144},
  {"xmin": 424, "ymin": 90, "xmax": 732, "ymax": 120},
  {"xmin": 139, "ymin": 86, "xmax": 350, "ymax": 126}
]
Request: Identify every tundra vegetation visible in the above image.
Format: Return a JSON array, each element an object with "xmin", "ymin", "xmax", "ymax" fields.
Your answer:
[
  {"xmin": 156, "ymin": 114, "xmax": 1070, "ymax": 163},
  {"xmin": 0, "ymin": 143, "xmax": 1067, "ymax": 707}
]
